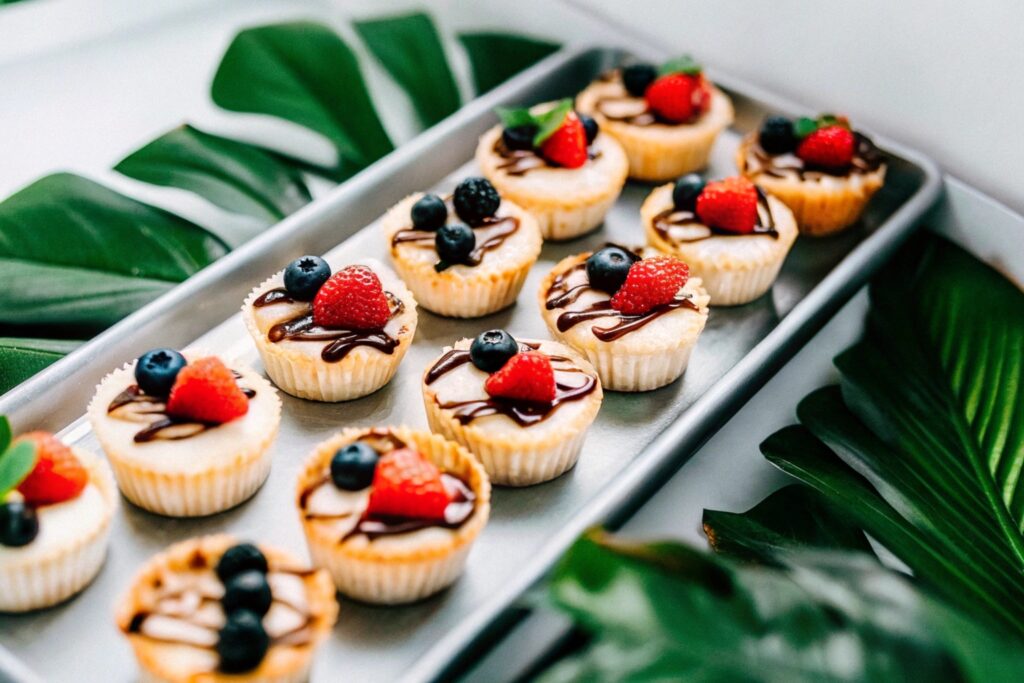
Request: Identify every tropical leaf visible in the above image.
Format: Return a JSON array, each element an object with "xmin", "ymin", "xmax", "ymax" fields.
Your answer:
[
  {"xmin": 0, "ymin": 440, "xmax": 36, "ymax": 496},
  {"xmin": 458, "ymin": 32, "xmax": 560, "ymax": 93},
  {"xmin": 354, "ymin": 12, "xmax": 461, "ymax": 127},
  {"xmin": 0, "ymin": 337, "xmax": 82, "ymax": 394}
]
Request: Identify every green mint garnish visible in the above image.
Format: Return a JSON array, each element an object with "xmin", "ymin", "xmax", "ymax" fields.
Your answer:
[
  {"xmin": 531, "ymin": 98, "xmax": 574, "ymax": 147},
  {"xmin": 0, "ymin": 440, "xmax": 37, "ymax": 499},
  {"xmin": 794, "ymin": 116, "xmax": 819, "ymax": 139},
  {"xmin": 660, "ymin": 54, "xmax": 702, "ymax": 76},
  {"xmin": 495, "ymin": 106, "xmax": 536, "ymax": 130}
]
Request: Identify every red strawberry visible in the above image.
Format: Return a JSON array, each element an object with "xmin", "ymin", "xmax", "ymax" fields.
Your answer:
[
  {"xmin": 15, "ymin": 431, "xmax": 87, "ymax": 505},
  {"xmin": 610, "ymin": 256, "xmax": 689, "ymax": 315},
  {"xmin": 645, "ymin": 74, "xmax": 706, "ymax": 123},
  {"xmin": 483, "ymin": 351, "xmax": 556, "ymax": 403},
  {"xmin": 696, "ymin": 176, "xmax": 759, "ymax": 233},
  {"xmin": 313, "ymin": 265, "xmax": 390, "ymax": 330},
  {"xmin": 166, "ymin": 357, "xmax": 249, "ymax": 424},
  {"xmin": 540, "ymin": 111, "xmax": 588, "ymax": 169},
  {"xmin": 796, "ymin": 125, "xmax": 855, "ymax": 169},
  {"xmin": 366, "ymin": 448, "xmax": 450, "ymax": 520}
]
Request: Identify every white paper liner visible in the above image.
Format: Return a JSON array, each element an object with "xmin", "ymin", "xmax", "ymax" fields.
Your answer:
[{"xmin": 392, "ymin": 259, "xmax": 531, "ymax": 318}]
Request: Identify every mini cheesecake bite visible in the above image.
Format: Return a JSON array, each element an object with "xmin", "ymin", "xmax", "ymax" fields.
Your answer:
[
  {"xmin": 735, "ymin": 113, "xmax": 887, "ymax": 235},
  {"xmin": 88, "ymin": 349, "xmax": 280, "ymax": 517},
  {"xmin": 381, "ymin": 176, "xmax": 542, "ymax": 317},
  {"xmin": 242, "ymin": 256, "xmax": 417, "ymax": 401},
  {"xmin": 422, "ymin": 331, "xmax": 603, "ymax": 486},
  {"xmin": 575, "ymin": 56, "xmax": 734, "ymax": 181},
  {"xmin": 642, "ymin": 174, "xmax": 798, "ymax": 305},
  {"xmin": 116, "ymin": 535, "xmax": 337, "ymax": 683},
  {"xmin": 296, "ymin": 426, "xmax": 490, "ymax": 604},
  {"xmin": 476, "ymin": 98, "xmax": 628, "ymax": 241}
]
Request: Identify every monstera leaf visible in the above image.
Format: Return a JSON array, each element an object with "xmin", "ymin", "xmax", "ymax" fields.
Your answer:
[{"xmin": 458, "ymin": 32, "xmax": 560, "ymax": 93}]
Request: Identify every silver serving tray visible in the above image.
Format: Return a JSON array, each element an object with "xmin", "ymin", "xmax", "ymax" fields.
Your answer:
[{"xmin": 0, "ymin": 47, "xmax": 940, "ymax": 683}]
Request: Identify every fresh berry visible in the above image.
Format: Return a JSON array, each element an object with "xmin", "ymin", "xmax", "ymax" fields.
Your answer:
[
  {"xmin": 14, "ymin": 432, "xmax": 87, "ymax": 505},
  {"xmin": 453, "ymin": 177, "xmax": 500, "ymax": 224},
  {"xmin": 217, "ymin": 609, "xmax": 270, "ymax": 673},
  {"xmin": 165, "ymin": 357, "xmax": 249, "ymax": 424},
  {"xmin": 470, "ymin": 329, "xmax": 519, "ymax": 373},
  {"xmin": 367, "ymin": 448, "xmax": 450, "ymax": 520},
  {"xmin": 610, "ymin": 257, "xmax": 689, "ymax": 315},
  {"xmin": 134, "ymin": 348, "xmax": 187, "ymax": 397},
  {"xmin": 215, "ymin": 543, "xmax": 268, "ymax": 583},
  {"xmin": 696, "ymin": 176, "xmax": 759, "ymax": 234},
  {"xmin": 435, "ymin": 223, "xmax": 476, "ymax": 266},
  {"xmin": 622, "ymin": 63, "xmax": 658, "ymax": 97},
  {"xmin": 502, "ymin": 124, "xmax": 538, "ymax": 151},
  {"xmin": 645, "ymin": 74, "xmax": 704, "ymax": 123},
  {"xmin": 796, "ymin": 125, "xmax": 856, "ymax": 169},
  {"xmin": 484, "ymin": 352, "xmax": 556, "ymax": 403},
  {"xmin": 578, "ymin": 112, "xmax": 599, "ymax": 145},
  {"xmin": 410, "ymin": 194, "xmax": 448, "ymax": 231},
  {"xmin": 222, "ymin": 570, "xmax": 272, "ymax": 616},
  {"xmin": 672, "ymin": 173, "xmax": 706, "ymax": 212},
  {"xmin": 283, "ymin": 255, "xmax": 331, "ymax": 301},
  {"xmin": 540, "ymin": 111, "xmax": 588, "ymax": 169},
  {"xmin": 330, "ymin": 441, "xmax": 379, "ymax": 491},
  {"xmin": 758, "ymin": 116, "xmax": 796, "ymax": 154},
  {"xmin": 0, "ymin": 501, "xmax": 38, "ymax": 547},
  {"xmin": 586, "ymin": 246, "xmax": 639, "ymax": 294},
  {"xmin": 312, "ymin": 266, "xmax": 391, "ymax": 330}
]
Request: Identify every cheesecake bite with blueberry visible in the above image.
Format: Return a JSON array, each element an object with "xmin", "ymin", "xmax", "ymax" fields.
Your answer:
[
  {"xmin": 422, "ymin": 331, "xmax": 602, "ymax": 486},
  {"xmin": 381, "ymin": 176, "xmax": 542, "ymax": 318},
  {"xmin": 0, "ymin": 420, "xmax": 116, "ymax": 611},
  {"xmin": 116, "ymin": 536, "xmax": 337, "ymax": 682},
  {"xmin": 296, "ymin": 426, "xmax": 489, "ymax": 604},
  {"xmin": 736, "ymin": 113, "xmax": 887, "ymax": 235},
  {"xmin": 539, "ymin": 247, "xmax": 710, "ymax": 392},
  {"xmin": 88, "ymin": 349, "xmax": 280, "ymax": 517},
  {"xmin": 242, "ymin": 256, "xmax": 417, "ymax": 401},
  {"xmin": 475, "ymin": 98, "xmax": 628, "ymax": 241},
  {"xmin": 642, "ymin": 174, "xmax": 798, "ymax": 305},
  {"xmin": 575, "ymin": 56, "xmax": 734, "ymax": 181}
]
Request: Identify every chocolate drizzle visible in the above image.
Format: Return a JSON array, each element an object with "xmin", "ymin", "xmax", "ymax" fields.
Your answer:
[
  {"xmin": 653, "ymin": 187, "xmax": 779, "ymax": 244},
  {"xmin": 492, "ymin": 138, "xmax": 600, "ymax": 177},
  {"xmin": 743, "ymin": 132, "xmax": 884, "ymax": 179},
  {"xmin": 589, "ymin": 70, "xmax": 704, "ymax": 126}
]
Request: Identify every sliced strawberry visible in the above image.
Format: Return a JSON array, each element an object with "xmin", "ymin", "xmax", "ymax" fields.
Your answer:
[
  {"xmin": 696, "ymin": 176, "xmax": 759, "ymax": 234},
  {"xmin": 796, "ymin": 125, "xmax": 856, "ymax": 169},
  {"xmin": 610, "ymin": 256, "xmax": 689, "ymax": 315},
  {"xmin": 166, "ymin": 357, "xmax": 249, "ymax": 424},
  {"xmin": 366, "ymin": 448, "xmax": 450, "ymax": 520},
  {"xmin": 484, "ymin": 351, "xmax": 556, "ymax": 403},
  {"xmin": 15, "ymin": 432, "xmax": 87, "ymax": 505},
  {"xmin": 540, "ymin": 111, "xmax": 588, "ymax": 169},
  {"xmin": 312, "ymin": 265, "xmax": 391, "ymax": 330},
  {"xmin": 645, "ymin": 73, "xmax": 706, "ymax": 123}
]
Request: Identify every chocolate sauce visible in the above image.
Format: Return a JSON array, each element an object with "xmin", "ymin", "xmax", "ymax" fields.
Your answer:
[
  {"xmin": 253, "ymin": 288, "xmax": 294, "ymax": 307},
  {"xmin": 590, "ymin": 71, "xmax": 703, "ymax": 126},
  {"xmin": 743, "ymin": 132, "xmax": 884, "ymax": 179},
  {"xmin": 390, "ymin": 198, "xmax": 520, "ymax": 271},
  {"xmin": 492, "ymin": 138, "xmax": 600, "ymax": 177},
  {"xmin": 653, "ymin": 187, "xmax": 778, "ymax": 244}
]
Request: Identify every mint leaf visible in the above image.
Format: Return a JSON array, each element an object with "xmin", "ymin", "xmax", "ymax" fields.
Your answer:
[
  {"xmin": 532, "ymin": 99, "xmax": 573, "ymax": 146},
  {"xmin": 0, "ymin": 440, "xmax": 37, "ymax": 498},
  {"xmin": 660, "ymin": 54, "xmax": 702, "ymax": 76},
  {"xmin": 495, "ymin": 106, "xmax": 537, "ymax": 130},
  {"xmin": 0, "ymin": 416, "xmax": 10, "ymax": 455},
  {"xmin": 794, "ymin": 116, "xmax": 819, "ymax": 138}
]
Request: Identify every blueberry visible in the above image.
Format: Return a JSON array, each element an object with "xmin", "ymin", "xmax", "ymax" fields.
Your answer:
[
  {"xmin": 579, "ymin": 113, "xmax": 599, "ymax": 145},
  {"xmin": 134, "ymin": 348, "xmax": 187, "ymax": 397},
  {"xmin": 470, "ymin": 330, "xmax": 519, "ymax": 373},
  {"xmin": 452, "ymin": 177, "xmax": 501, "ymax": 224},
  {"xmin": 331, "ymin": 442, "xmax": 379, "ymax": 491},
  {"xmin": 622, "ymin": 63, "xmax": 658, "ymax": 97},
  {"xmin": 222, "ymin": 570, "xmax": 272, "ymax": 616},
  {"xmin": 435, "ymin": 223, "xmax": 476, "ymax": 265},
  {"xmin": 283, "ymin": 255, "xmax": 331, "ymax": 301},
  {"xmin": 0, "ymin": 501, "xmax": 38, "ymax": 548},
  {"xmin": 217, "ymin": 609, "xmax": 270, "ymax": 673},
  {"xmin": 672, "ymin": 174, "xmax": 706, "ymax": 212},
  {"xmin": 502, "ymin": 124, "xmax": 538, "ymax": 151},
  {"xmin": 215, "ymin": 543, "xmax": 268, "ymax": 583},
  {"xmin": 411, "ymin": 194, "xmax": 447, "ymax": 231},
  {"xmin": 758, "ymin": 116, "xmax": 796, "ymax": 154},
  {"xmin": 586, "ymin": 246, "xmax": 638, "ymax": 294}
]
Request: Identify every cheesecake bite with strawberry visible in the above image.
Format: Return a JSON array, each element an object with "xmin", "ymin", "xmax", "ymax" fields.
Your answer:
[
  {"xmin": 735, "ymin": 113, "xmax": 887, "ymax": 235},
  {"xmin": 422, "ymin": 331, "xmax": 602, "ymax": 486},
  {"xmin": 475, "ymin": 98, "xmax": 628, "ymax": 241},
  {"xmin": 116, "ymin": 535, "xmax": 337, "ymax": 682},
  {"xmin": 87, "ymin": 349, "xmax": 280, "ymax": 517},
  {"xmin": 575, "ymin": 56, "xmax": 734, "ymax": 181},
  {"xmin": 296, "ymin": 426, "xmax": 489, "ymax": 604},
  {"xmin": 242, "ymin": 256, "xmax": 417, "ymax": 401},
  {"xmin": 0, "ymin": 418, "xmax": 116, "ymax": 611},
  {"xmin": 641, "ymin": 174, "xmax": 798, "ymax": 305},
  {"xmin": 380, "ymin": 176, "xmax": 542, "ymax": 317},
  {"xmin": 539, "ymin": 247, "xmax": 710, "ymax": 391}
]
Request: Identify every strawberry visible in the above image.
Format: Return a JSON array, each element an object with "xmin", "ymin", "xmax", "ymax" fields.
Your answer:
[
  {"xmin": 796, "ymin": 125, "xmax": 855, "ymax": 169},
  {"xmin": 15, "ymin": 431, "xmax": 87, "ymax": 505},
  {"xmin": 313, "ymin": 265, "xmax": 391, "ymax": 330},
  {"xmin": 610, "ymin": 256, "xmax": 689, "ymax": 315},
  {"xmin": 696, "ymin": 176, "xmax": 759, "ymax": 234},
  {"xmin": 366, "ymin": 448, "xmax": 450, "ymax": 520},
  {"xmin": 645, "ymin": 74, "xmax": 706, "ymax": 123},
  {"xmin": 540, "ymin": 111, "xmax": 588, "ymax": 169},
  {"xmin": 483, "ymin": 351, "xmax": 556, "ymax": 403},
  {"xmin": 166, "ymin": 357, "xmax": 249, "ymax": 424}
]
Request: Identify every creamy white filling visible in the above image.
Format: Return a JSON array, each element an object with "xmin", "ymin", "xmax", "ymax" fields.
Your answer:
[{"xmin": 0, "ymin": 482, "xmax": 106, "ymax": 566}]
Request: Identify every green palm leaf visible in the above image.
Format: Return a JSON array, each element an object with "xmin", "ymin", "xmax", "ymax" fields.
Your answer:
[
  {"xmin": 0, "ymin": 337, "xmax": 83, "ymax": 394},
  {"xmin": 458, "ymin": 32, "xmax": 560, "ymax": 93}
]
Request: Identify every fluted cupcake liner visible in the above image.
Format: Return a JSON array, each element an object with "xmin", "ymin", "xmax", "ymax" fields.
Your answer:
[
  {"xmin": 392, "ymin": 258, "xmax": 532, "ymax": 318},
  {"xmin": 524, "ymin": 190, "xmax": 623, "ymax": 242}
]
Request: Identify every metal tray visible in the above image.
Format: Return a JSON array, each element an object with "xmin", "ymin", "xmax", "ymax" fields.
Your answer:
[{"xmin": 0, "ymin": 47, "xmax": 940, "ymax": 683}]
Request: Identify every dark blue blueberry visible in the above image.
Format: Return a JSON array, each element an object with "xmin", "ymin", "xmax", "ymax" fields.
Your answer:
[
  {"xmin": 330, "ymin": 442, "xmax": 379, "ymax": 491},
  {"xmin": 758, "ymin": 116, "xmax": 796, "ymax": 155},
  {"xmin": 470, "ymin": 330, "xmax": 519, "ymax": 373},
  {"xmin": 217, "ymin": 609, "xmax": 270, "ymax": 673},
  {"xmin": 586, "ymin": 246, "xmax": 639, "ymax": 294},
  {"xmin": 283, "ymin": 255, "xmax": 331, "ymax": 301},
  {"xmin": 622, "ymin": 63, "xmax": 658, "ymax": 97},
  {"xmin": 502, "ymin": 124, "xmax": 538, "ymax": 151},
  {"xmin": 453, "ymin": 177, "xmax": 500, "ymax": 225},
  {"xmin": 435, "ymin": 223, "xmax": 476, "ymax": 265},
  {"xmin": 579, "ymin": 113, "xmax": 599, "ymax": 145},
  {"xmin": 215, "ymin": 543, "xmax": 267, "ymax": 582},
  {"xmin": 221, "ymin": 570, "xmax": 272, "ymax": 616},
  {"xmin": 411, "ymin": 194, "xmax": 448, "ymax": 230},
  {"xmin": 0, "ymin": 501, "xmax": 38, "ymax": 548},
  {"xmin": 134, "ymin": 348, "xmax": 187, "ymax": 397},
  {"xmin": 672, "ymin": 174, "xmax": 706, "ymax": 212}
]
